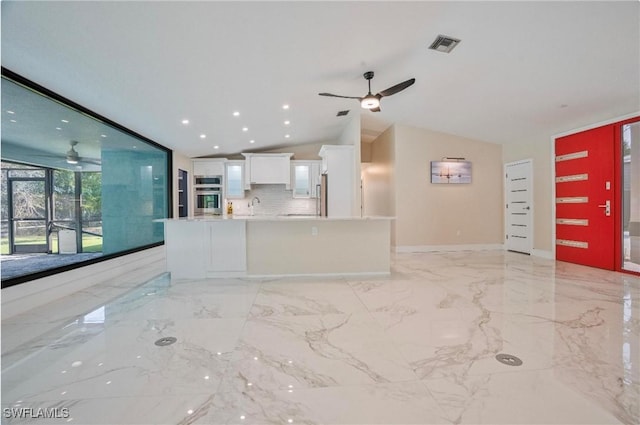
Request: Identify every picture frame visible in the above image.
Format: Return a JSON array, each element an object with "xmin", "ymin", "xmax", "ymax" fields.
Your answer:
[{"xmin": 430, "ymin": 160, "xmax": 472, "ymax": 184}]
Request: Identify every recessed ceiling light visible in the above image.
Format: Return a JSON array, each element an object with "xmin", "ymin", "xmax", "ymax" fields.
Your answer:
[
  {"xmin": 284, "ymin": 120, "xmax": 290, "ymax": 125},
  {"xmin": 56, "ymin": 127, "xmax": 62, "ymax": 130},
  {"xmin": 133, "ymin": 145, "xmax": 137, "ymax": 149},
  {"xmin": 249, "ymin": 140, "xmax": 255, "ymax": 144},
  {"xmin": 285, "ymin": 134, "xmax": 290, "ymax": 138},
  {"xmin": 61, "ymin": 119, "xmax": 69, "ymax": 123},
  {"xmin": 282, "ymin": 104, "xmax": 290, "ymax": 110},
  {"xmin": 242, "ymin": 127, "xmax": 248, "ymax": 132},
  {"xmin": 181, "ymin": 119, "xmax": 190, "ymax": 125},
  {"xmin": 200, "ymin": 134, "xmax": 207, "ymax": 139},
  {"xmin": 214, "ymin": 145, "xmax": 219, "ymax": 149},
  {"xmin": 10, "ymin": 119, "xmax": 16, "ymax": 123},
  {"xmin": 7, "ymin": 110, "xmax": 15, "ymax": 114},
  {"xmin": 233, "ymin": 111, "xmax": 240, "ymax": 117},
  {"xmin": 101, "ymin": 134, "xmax": 107, "ymax": 138}
]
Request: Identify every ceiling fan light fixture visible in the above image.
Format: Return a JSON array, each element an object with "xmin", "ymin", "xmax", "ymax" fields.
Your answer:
[
  {"xmin": 361, "ymin": 95, "xmax": 379, "ymax": 109},
  {"xmin": 66, "ymin": 141, "xmax": 80, "ymax": 164}
]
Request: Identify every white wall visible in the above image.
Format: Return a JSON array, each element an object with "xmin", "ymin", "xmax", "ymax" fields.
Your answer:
[
  {"xmin": 339, "ymin": 116, "xmax": 362, "ymax": 216},
  {"xmin": 227, "ymin": 184, "xmax": 316, "ymax": 216},
  {"xmin": 502, "ymin": 140, "xmax": 553, "ymax": 254},
  {"xmin": 505, "ymin": 111, "xmax": 640, "ymax": 257}
]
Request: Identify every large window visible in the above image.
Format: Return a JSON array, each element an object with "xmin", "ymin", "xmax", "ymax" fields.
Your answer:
[
  {"xmin": 622, "ymin": 121, "xmax": 640, "ymax": 273},
  {"xmin": 1, "ymin": 72, "xmax": 171, "ymax": 286}
]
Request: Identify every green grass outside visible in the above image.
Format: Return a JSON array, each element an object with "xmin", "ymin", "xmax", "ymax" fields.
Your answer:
[{"xmin": 0, "ymin": 235, "xmax": 102, "ymax": 255}]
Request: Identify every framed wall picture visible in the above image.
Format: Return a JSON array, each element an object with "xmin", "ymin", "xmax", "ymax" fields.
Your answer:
[{"xmin": 430, "ymin": 160, "xmax": 472, "ymax": 184}]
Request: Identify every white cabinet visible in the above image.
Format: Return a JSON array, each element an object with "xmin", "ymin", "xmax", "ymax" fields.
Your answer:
[
  {"xmin": 164, "ymin": 220, "xmax": 247, "ymax": 279},
  {"xmin": 193, "ymin": 159, "xmax": 226, "ymax": 176},
  {"xmin": 207, "ymin": 221, "xmax": 246, "ymax": 273},
  {"xmin": 318, "ymin": 145, "xmax": 355, "ymax": 217},
  {"xmin": 242, "ymin": 153, "xmax": 293, "ymax": 188},
  {"xmin": 291, "ymin": 160, "xmax": 321, "ymax": 198},
  {"xmin": 225, "ymin": 160, "xmax": 245, "ymax": 199}
]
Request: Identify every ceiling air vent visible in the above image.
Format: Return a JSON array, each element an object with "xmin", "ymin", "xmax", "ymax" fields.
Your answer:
[
  {"xmin": 429, "ymin": 35, "xmax": 461, "ymax": 53},
  {"xmin": 336, "ymin": 110, "xmax": 350, "ymax": 117}
]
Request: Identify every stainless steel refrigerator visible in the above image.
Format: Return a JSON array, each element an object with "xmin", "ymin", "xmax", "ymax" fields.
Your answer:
[{"xmin": 316, "ymin": 173, "xmax": 328, "ymax": 216}]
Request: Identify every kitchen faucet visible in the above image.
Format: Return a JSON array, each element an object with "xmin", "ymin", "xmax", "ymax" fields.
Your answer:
[{"xmin": 249, "ymin": 196, "xmax": 261, "ymax": 215}]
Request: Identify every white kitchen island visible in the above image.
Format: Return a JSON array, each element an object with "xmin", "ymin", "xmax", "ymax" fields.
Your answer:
[{"xmin": 159, "ymin": 216, "xmax": 392, "ymax": 279}]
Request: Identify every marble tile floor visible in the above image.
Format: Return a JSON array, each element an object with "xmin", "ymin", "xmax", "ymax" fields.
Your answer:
[{"xmin": 1, "ymin": 251, "xmax": 639, "ymax": 424}]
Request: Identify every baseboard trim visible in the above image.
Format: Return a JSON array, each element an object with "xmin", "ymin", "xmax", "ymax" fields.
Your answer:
[
  {"xmin": 395, "ymin": 244, "xmax": 504, "ymax": 253},
  {"xmin": 531, "ymin": 249, "xmax": 554, "ymax": 259},
  {"xmin": 247, "ymin": 272, "xmax": 391, "ymax": 279}
]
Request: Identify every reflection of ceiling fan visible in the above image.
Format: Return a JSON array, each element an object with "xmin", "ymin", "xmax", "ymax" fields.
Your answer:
[
  {"xmin": 65, "ymin": 141, "xmax": 101, "ymax": 165},
  {"xmin": 36, "ymin": 140, "xmax": 101, "ymax": 167},
  {"xmin": 65, "ymin": 141, "xmax": 83, "ymax": 164},
  {"xmin": 319, "ymin": 71, "xmax": 415, "ymax": 112}
]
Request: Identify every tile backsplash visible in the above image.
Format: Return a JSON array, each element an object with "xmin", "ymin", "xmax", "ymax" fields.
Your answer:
[{"xmin": 227, "ymin": 184, "xmax": 316, "ymax": 216}]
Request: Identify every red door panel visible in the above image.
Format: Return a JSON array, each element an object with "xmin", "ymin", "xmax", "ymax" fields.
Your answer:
[{"xmin": 555, "ymin": 125, "xmax": 615, "ymax": 270}]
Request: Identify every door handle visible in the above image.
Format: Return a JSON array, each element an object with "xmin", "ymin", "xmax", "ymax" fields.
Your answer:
[{"xmin": 597, "ymin": 200, "xmax": 611, "ymax": 216}]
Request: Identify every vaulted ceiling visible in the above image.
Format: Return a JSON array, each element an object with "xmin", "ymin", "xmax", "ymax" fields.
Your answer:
[{"xmin": 2, "ymin": 1, "xmax": 639, "ymax": 159}]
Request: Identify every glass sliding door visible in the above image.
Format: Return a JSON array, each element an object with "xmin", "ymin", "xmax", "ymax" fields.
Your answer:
[
  {"xmin": 9, "ymin": 178, "xmax": 48, "ymax": 253},
  {"xmin": 622, "ymin": 121, "xmax": 640, "ymax": 273}
]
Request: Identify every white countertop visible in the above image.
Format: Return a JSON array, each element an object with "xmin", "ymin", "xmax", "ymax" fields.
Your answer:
[{"xmin": 157, "ymin": 215, "xmax": 394, "ymax": 222}]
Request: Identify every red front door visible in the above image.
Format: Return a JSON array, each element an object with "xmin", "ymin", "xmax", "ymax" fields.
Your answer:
[{"xmin": 555, "ymin": 125, "xmax": 616, "ymax": 270}]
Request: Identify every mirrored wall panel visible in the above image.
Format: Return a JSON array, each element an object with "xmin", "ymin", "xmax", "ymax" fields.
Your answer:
[{"xmin": 1, "ymin": 74, "xmax": 170, "ymax": 285}]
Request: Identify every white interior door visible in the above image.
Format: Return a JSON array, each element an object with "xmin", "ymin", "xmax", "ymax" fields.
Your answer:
[{"xmin": 505, "ymin": 160, "xmax": 533, "ymax": 254}]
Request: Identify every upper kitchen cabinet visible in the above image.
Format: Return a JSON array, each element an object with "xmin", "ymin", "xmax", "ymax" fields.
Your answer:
[
  {"xmin": 225, "ymin": 160, "xmax": 245, "ymax": 199},
  {"xmin": 291, "ymin": 160, "xmax": 321, "ymax": 198},
  {"xmin": 193, "ymin": 158, "xmax": 226, "ymax": 176},
  {"xmin": 242, "ymin": 153, "xmax": 293, "ymax": 189}
]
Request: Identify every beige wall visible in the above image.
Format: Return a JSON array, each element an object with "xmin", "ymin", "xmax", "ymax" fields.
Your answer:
[
  {"xmin": 362, "ymin": 124, "xmax": 503, "ymax": 248},
  {"xmin": 362, "ymin": 126, "xmax": 396, "ymax": 244},
  {"xmin": 393, "ymin": 124, "xmax": 503, "ymax": 248},
  {"xmin": 361, "ymin": 141, "xmax": 373, "ymax": 163},
  {"xmin": 502, "ymin": 139, "xmax": 553, "ymax": 253}
]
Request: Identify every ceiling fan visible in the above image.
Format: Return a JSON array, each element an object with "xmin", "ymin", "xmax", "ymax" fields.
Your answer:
[
  {"xmin": 34, "ymin": 140, "xmax": 101, "ymax": 167},
  {"xmin": 65, "ymin": 141, "xmax": 101, "ymax": 165},
  {"xmin": 319, "ymin": 71, "xmax": 415, "ymax": 112}
]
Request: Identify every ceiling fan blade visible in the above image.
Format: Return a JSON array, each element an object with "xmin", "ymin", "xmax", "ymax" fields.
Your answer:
[
  {"xmin": 79, "ymin": 158, "xmax": 101, "ymax": 166},
  {"xmin": 318, "ymin": 92, "xmax": 362, "ymax": 100},
  {"xmin": 377, "ymin": 78, "xmax": 416, "ymax": 97}
]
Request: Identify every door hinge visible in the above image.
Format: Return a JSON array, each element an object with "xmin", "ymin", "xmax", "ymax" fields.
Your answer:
[
  {"xmin": 506, "ymin": 234, "xmax": 509, "ymax": 240},
  {"xmin": 506, "ymin": 204, "xmax": 508, "ymax": 209}
]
